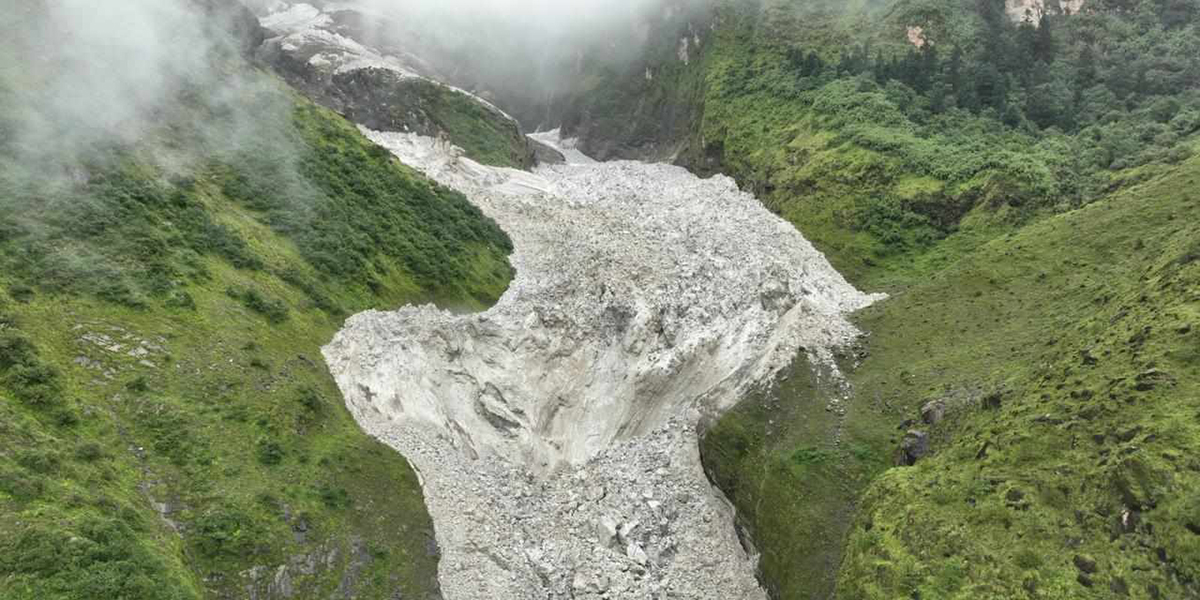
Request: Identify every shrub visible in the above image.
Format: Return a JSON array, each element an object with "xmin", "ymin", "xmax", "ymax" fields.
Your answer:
[
  {"xmin": 317, "ymin": 483, "xmax": 351, "ymax": 509},
  {"xmin": 192, "ymin": 504, "xmax": 264, "ymax": 559},
  {"xmin": 126, "ymin": 376, "xmax": 150, "ymax": 393},
  {"xmin": 164, "ymin": 289, "xmax": 196, "ymax": 310},
  {"xmin": 225, "ymin": 285, "xmax": 289, "ymax": 324},
  {"xmin": 9, "ymin": 283, "xmax": 33, "ymax": 303},
  {"xmin": 0, "ymin": 469, "xmax": 45, "ymax": 501},
  {"xmin": 255, "ymin": 438, "xmax": 284, "ymax": 466},
  {"xmin": 0, "ymin": 518, "xmax": 199, "ymax": 600},
  {"xmin": 1014, "ymin": 548, "xmax": 1043, "ymax": 570},
  {"xmin": 0, "ymin": 329, "xmax": 35, "ymax": 370},
  {"xmin": 3, "ymin": 362, "xmax": 63, "ymax": 408},
  {"xmin": 296, "ymin": 386, "xmax": 325, "ymax": 415},
  {"xmin": 15, "ymin": 449, "xmax": 61, "ymax": 474},
  {"xmin": 75, "ymin": 442, "xmax": 105, "ymax": 462},
  {"xmin": 52, "ymin": 406, "xmax": 79, "ymax": 428},
  {"xmin": 134, "ymin": 400, "xmax": 204, "ymax": 466},
  {"xmin": 790, "ymin": 446, "xmax": 833, "ymax": 466}
]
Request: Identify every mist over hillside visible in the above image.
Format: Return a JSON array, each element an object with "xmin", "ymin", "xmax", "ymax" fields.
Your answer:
[
  {"xmin": 0, "ymin": 2, "xmax": 514, "ymax": 599},
  {"xmin": 2, "ymin": 1, "xmax": 1199, "ymax": 599},
  {"xmin": 2, "ymin": 0, "xmax": 273, "ymax": 168},
  {"xmin": 248, "ymin": 0, "xmax": 713, "ymax": 127}
]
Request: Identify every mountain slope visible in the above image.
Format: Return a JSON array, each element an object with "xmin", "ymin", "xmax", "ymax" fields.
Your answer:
[
  {"xmin": 552, "ymin": 0, "xmax": 1200, "ymax": 598},
  {"xmin": 0, "ymin": 3, "xmax": 511, "ymax": 599},
  {"xmin": 256, "ymin": 2, "xmax": 539, "ymax": 169},
  {"xmin": 835, "ymin": 136, "xmax": 1200, "ymax": 600},
  {"xmin": 705, "ymin": 143, "xmax": 1200, "ymax": 599},
  {"xmin": 686, "ymin": 3, "xmax": 1200, "ymax": 599},
  {"xmin": 569, "ymin": 0, "xmax": 1199, "ymax": 282}
]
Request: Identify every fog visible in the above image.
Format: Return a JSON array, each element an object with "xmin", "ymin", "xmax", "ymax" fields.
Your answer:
[
  {"xmin": 0, "ymin": 0, "xmax": 304, "ymax": 260},
  {"xmin": 0, "ymin": 0, "xmax": 282, "ymax": 170},
  {"xmin": 353, "ymin": 0, "xmax": 687, "ymax": 49},
  {"xmin": 0, "ymin": 0, "xmax": 715, "ymax": 305},
  {"xmin": 290, "ymin": 0, "xmax": 714, "ymax": 127},
  {"xmin": 0, "ymin": 0, "xmax": 713, "ymax": 164}
]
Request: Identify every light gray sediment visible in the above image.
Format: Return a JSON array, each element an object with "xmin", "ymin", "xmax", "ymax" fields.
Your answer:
[{"xmin": 322, "ymin": 130, "xmax": 881, "ymax": 599}]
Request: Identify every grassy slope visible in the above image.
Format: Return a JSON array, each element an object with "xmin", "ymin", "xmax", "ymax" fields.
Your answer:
[
  {"xmin": 836, "ymin": 148, "xmax": 1200, "ymax": 600},
  {"xmin": 410, "ymin": 80, "xmax": 533, "ymax": 169},
  {"xmin": 0, "ymin": 77, "xmax": 511, "ymax": 599},
  {"xmin": 694, "ymin": 16, "xmax": 1037, "ymax": 594},
  {"xmin": 706, "ymin": 136, "xmax": 1200, "ymax": 600},
  {"xmin": 694, "ymin": 4, "xmax": 1200, "ymax": 600}
]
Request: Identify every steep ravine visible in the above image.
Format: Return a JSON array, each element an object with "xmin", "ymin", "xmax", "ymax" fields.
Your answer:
[{"xmin": 319, "ymin": 128, "xmax": 881, "ymax": 598}]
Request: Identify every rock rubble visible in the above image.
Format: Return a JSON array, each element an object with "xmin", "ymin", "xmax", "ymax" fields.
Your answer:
[{"xmin": 322, "ymin": 129, "xmax": 882, "ymax": 599}]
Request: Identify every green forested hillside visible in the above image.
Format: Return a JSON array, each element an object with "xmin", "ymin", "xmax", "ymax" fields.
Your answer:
[
  {"xmin": 706, "ymin": 146, "xmax": 1200, "ymax": 599},
  {"xmin": 834, "ymin": 127, "xmax": 1200, "ymax": 600},
  {"xmin": 0, "ymin": 5, "xmax": 511, "ymax": 599},
  {"xmin": 655, "ymin": 1, "xmax": 1200, "ymax": 598},
  {"xmin": 687, "ymin": 0, "xmax": 1200, "ymax": 284}
]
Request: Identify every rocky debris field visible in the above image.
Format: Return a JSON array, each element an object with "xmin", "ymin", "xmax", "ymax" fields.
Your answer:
[{"xmin": 322, "ymin": 129, "xmax": 881, "ymax": 599}]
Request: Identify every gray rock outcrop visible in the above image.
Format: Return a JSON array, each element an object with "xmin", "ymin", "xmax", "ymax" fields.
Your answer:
[{"xmin": 256, "ymin": 3, "xmax": 536, "ymax": 168}]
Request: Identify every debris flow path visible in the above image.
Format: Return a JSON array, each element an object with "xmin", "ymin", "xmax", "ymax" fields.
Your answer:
[{"xmin": 322, "ymin": 128, "xmax": 882, "ymax": 599}]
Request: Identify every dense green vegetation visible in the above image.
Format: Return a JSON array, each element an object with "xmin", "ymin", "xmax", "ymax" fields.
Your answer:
[
  {"xmin": 706, "ymin": 147, "xmax": 1200, "ymax": 599},
  {"xmin": 685, "ymin": 1, "xmax": 1200, "ymax": 598},
  {"xmin": 405, "ymin": 79, "xmax": 535, "ymax": 169},
  {"xmin": 832, "ymin": 133, "xmax": 1200, "ymax": 600},
  {"xmin": 0, "ymin": 19, "xmax": 511, "ymax": 600},
  {"xmin": 293, "ymin": 67, "xmax": 535, "ymax": 170},
  {"xmin": 0, "ymin": 100, "xmax": 510, "ymax": 314},
  {"xmin": 681, "ymin": 0, "xmax": 1200, "ymax": 284}
]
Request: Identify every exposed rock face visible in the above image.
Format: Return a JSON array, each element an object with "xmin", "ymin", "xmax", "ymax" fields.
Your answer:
[
  {"xmin": 897, "ymin": 430, "xmax": 930, "ymax": 466},
  {"xmin": 528, "ymin": 136, "xmax": 567, "ymax": 165},
  {"xmin": 561, "ymin": 9, "xmax": 714, "ymax": 163},
  {"xmin": 256, "ymin": 2, "xmax": 535, "ymax": 168},
  {"xmin": 1006, "ymin": 0, "xmax": 1086, "ymax": 24},
  {"xmin": 921, "ymin": 399, "xmax": 946, "ymax": 425},
  {"xmin": 323, "ymin": 129, "xmax": 881, "ymax": 599},
  {"xmin": 194, "ymin": 0, "xmax": 266, "ymax": 57},
  {"xmin": 907, "ymin": 25, "xmax": 928, "ymax": 48}
]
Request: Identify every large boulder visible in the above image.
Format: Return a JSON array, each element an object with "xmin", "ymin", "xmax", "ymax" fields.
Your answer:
[
  {"xmin": 896, "ymin": 430, "xmax": 930, "ymax": 466},
  {"xmin": 921, "ymin": 399, "xmax": 946, "ymax": 425}
]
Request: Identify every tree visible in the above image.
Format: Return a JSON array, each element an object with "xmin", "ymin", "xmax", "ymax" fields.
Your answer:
[
  {"xmin": 918, "ymin": 45, "xmax": 940, "ymax": 93},
  {"xmin": 947, "ymin": 46, "xmax": 965, "ymax": 97},
  {"xmin": 1026, "ymin": 78, "xmax": 1075, "ymax": 130},
  {"xmin": 976, "ymin": 63, "xmax": 1008, "ymax": 112},
  {"xmin": 1033, "ymin": 15, "xmax": 1057, "ymax": 62},
  {"xmin": 1159, "ymin": 0, "xmax": 1198, "ymax": 28},
  {"xmin": 1075, "ymin": 44, "xmax": 1097, "ymax": 89}
]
